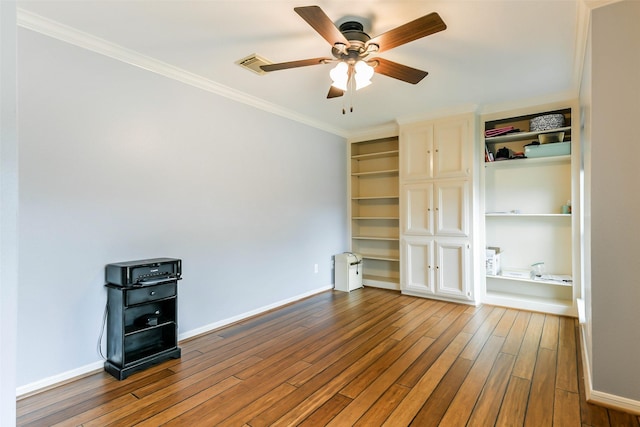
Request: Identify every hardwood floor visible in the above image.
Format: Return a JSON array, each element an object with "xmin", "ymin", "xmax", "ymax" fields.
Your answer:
[{"xmin": 16, "ymin": 288, "xmax": 640, "ymax": 426}]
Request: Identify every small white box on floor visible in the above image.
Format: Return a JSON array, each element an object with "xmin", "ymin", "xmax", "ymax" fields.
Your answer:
[{"xmin": 334, "ymin": 252, "xmax": 363, "ymax": 292}]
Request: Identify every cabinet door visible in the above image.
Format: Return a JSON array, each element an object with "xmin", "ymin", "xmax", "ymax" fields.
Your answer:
[
  {"xmin": 435, "ymin": 240, "xmax": 471, "ymax": 300},
  {"xmin": 435, "ymin": 180, "xmax": 469, "ymax": 236},
  {"xmin": 402, "ymin": 183, "xmax": 434, "ymax": 236},
  {"xmin": 400, "ymin": 123, "xmax": 434, "ymax": 181},
  {"xmin": 402, "ymin": 237, "xmax": 435, "ymax": 295},
  {"xmin": 433, "ymin": 117, "xmax": 471, "ymax": 178}
]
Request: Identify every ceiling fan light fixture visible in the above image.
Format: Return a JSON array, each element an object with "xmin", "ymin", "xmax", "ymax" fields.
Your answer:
[
  {"xmin": 354, "ymin": 60, "xmax": 374, "ymax": 90},
  {"xmin": 330, "ymin": 62, "xmax": 349, "ymax": 91}
]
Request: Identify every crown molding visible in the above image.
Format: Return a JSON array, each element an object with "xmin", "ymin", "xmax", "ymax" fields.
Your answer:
[
  {"xmin": 396, "ymin": 103, "xmax": 479, "ymax": 126},
  {"xmin": 347, "ymin": 122, "xmax": 398, "ymax": 142},
  {"xmin": 16, "ymin": 9, "xmax": 349, "ymax": 138}
]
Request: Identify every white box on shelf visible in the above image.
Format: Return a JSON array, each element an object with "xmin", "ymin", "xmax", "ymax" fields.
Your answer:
[{"xmin": 486, "ymin": 247, "xmax": 501, "ymax": 275}]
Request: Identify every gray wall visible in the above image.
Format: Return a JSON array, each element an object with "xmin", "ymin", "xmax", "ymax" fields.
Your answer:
[
  {"xmin": 1, "ymin": 1, "xmax": 18, "ymax": 424},
  {"xmin": 16, "ymin": 28, "xmax": 347, "ymax": 388},
  {"xmin": 589, "ymin": 0, "xmax": 640, "ymax": 401}
]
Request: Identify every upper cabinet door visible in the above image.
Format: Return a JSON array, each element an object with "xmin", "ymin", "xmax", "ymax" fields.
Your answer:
[
  {"xmin": 400, "ymin": 115, "xmax": 472, "ymax": 182},
  {"xmin": 433, "ymin": 117, "xmax": 471, "ymax": 178},
  {"xmin": 400, "ymin": 123, "xmax": 434, "ymax": 182}
]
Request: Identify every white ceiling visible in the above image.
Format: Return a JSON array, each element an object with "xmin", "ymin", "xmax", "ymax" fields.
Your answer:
[{"xmin": 17, "ymin": 0, "xmax": 587, "ymax": 137}]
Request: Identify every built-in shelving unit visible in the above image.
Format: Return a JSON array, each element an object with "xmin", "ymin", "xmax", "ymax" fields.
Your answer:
[
  {"xmin": 349, "ymin": 136, "xmax": 400, "ymax": 290},
  {"xmin": 481, "ymin": 101, "xmax": 580, "ymax": 316}
]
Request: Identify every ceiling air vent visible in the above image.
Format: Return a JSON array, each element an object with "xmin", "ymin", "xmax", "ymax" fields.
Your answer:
[{"xmin": 235, "ymin": 54, "xmax": 272, "ymax": 75}]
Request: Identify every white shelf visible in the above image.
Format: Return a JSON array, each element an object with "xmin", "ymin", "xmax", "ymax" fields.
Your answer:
[
  {"xmin": 352, "ymin": 195, "xmax": 399, "ymax": 200},
  {"xmin": 350, "ymin": 136, "xmax": 400, "ymax": 290},
  {"xmin": 352, "ymin": 217, "xmax": 400, "ymax": 220},
  {"xmin": 486, "ymin": 274, "xmax": 572, "ymax": 287},
  {"xmin": 351, "ymin": 169, "xmax": 399, "ymax": 177},
  {"xmin": 481, "ymin": 103, "xmax": 578, "ymax": 316},
  {"xmin": 485, "ymin": 126, "xmax": 571, "ymax": 144},
  {"xmin": 352, "ymin": 236, "xmax": 399, "ymax": 241},
  {"xmin": 361, "ymin": 255, "xmax": 400, "ymax": 262},
  {"xmin": 485, "ymin": 213, "xmax": 571, "ymax": 218},
  {"xmin": 351, "ymin": 150, "xmax": 399, "ymax": 160},
  {"xmin": 484, "ymin": 155, "xmax": 570, "ymax": 169}
]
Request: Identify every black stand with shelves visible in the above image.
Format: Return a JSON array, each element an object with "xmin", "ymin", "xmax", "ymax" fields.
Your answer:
[{"xmin": 105, "ymin": 280, "xmax": 180, "ymax": 380}]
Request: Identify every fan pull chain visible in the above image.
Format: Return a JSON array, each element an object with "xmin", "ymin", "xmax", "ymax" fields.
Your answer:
[{"xmin": 342, "ymin": 75, "xmax": 355, "ymax": 114}]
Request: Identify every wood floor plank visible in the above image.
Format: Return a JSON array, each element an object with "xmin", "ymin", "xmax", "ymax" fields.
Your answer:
[
  {"xmin": 354, "ymin": 383, "xmax": 410, "ymax": 426},
  {"xmin": 396, "ymin": 304, "xmax": 469, "ymax": 388},
  {"xmin": 93, "ymin": 355, "xmax": 263, "ymax": 426},
  {"xmin": 125, "ymin": 375, "xmax": 243, "ymax": 427},
  {"xmin": 439, "ymin": 335, "xmax": 506, "ymax": 425},
  {"xmin": 553, "ymin": 388, "xmax": 581, "ymax": 427},
  {"xmin": 211, "ymin": 383, "xmax": 298, "ymax": 427},
  {"xmin": 410, "ymin": 357, "xmax": 474, "ymax": 426},
  {"xmin": 524, "ymin": 347, "xmax": 557, "ymax": 427},
  {"xmin": 459, "ymin": 306, "xmax": 504, "ymax": 360},
  {"xmin": 50, "ymin": 393, "xmax": 139, "ymax": 427},
  {"xmin": 501, "ymin": 310, "xmax": 531, "ymax": 355},
  {"xmin": 496, "ymin": 375, "xmax": 531, "ymax": 427},
  {"xmin": 15, "ymin": 288, "xmax": 640, "ymax": 427},
  {"xmin": 382, "ymin": 332, "xmax": 474, "ymax": 426},
  {"xmin": 297, "ymin": 393, "xmax": 353, "ymax": 427},
  {"xmin": 327, "ymin": 336, "xmax": 435, "ymax": 426},
  {"xmin": 492, "ymin": 308, "xmax": 518, "ymax": 337},
  {"xmin": 339, "ymin": 302, "xmax": 445, "ymax": 400},
  {"xmin": 557, "ymin": 316, "xmax": 578, "ymax": 393},
  {"xmin": 159, "ymin": 357, "xmax": 311, "ymax": 426},
  {"xmin": 540, "ymin": 314, "xmax": 560, "ymax": 350},
  {"xmin": 248, "ymin": 326, "xmax": 403, "ymax": 426},
  {"xmin": 608, "ymin": 410, "xmax": 640, "ymax": 427},
  {"xmin": 466, "ymin": 352, "xmax": 517, "ymax": 426},
  {"xmin": 16, "ymin": 369, "xmax": 175, "ymax": 427},
  {"xmin": 285, "ymin": 303, "xmax": 405, "ymax": 387},
  {"xmin": 268, "ymin": 338, "xmax": 400, "ymax": 427},
  {"xmin": 512, "ymin": 312, "xmax": 545, "ymax": 380}
]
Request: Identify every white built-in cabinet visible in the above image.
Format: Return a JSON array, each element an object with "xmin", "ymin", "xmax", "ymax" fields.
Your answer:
[
  {"xmin": 481, "ymin": 101, "xmax": 580, "ymax": 316},
  {"xmin": 400, "ymin": 114, "xmax": 477, "ymax": 303}
]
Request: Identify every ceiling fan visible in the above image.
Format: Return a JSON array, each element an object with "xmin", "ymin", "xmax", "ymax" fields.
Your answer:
[{"xmin": 259, "ymin": 5, "xmax": 447, "ymax": 100}]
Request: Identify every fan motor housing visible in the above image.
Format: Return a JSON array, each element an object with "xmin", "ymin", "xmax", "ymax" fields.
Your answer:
[{"xmin": 332, "ymin": 21, "xmax": 371, "ymax": 61}]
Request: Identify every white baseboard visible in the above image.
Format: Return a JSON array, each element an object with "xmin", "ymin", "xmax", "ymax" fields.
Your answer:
[
  {"xmin": 17, "ymin": 285, "xmax": 333, "ymax": 398},
  {"xmin": 178, "ymin": 285, "xmax": 333, "ymax": 341},
  {"xmin": 579, "ymin": 324, "xmax": 640, "ymax": 415},
  {"xmin": 16, "ymin": 361, "xmax": 104, "ymax": 398}
]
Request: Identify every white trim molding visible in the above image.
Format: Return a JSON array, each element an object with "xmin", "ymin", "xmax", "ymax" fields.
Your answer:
[
  {"xmin": 579, "ymin": 325, "xmax": 640, "ymax": 416},
  {"xmin": 178, "ymin": 285, "xmax": 333, "ymax": 342},
  {"xmin": 16, "ymin": 9, "xmax": 349, "ymax": 138}
]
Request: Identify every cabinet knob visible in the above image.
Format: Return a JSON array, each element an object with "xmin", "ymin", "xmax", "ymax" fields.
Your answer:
[
  {"xmin": 150, "ymin": 291, "xmax": 156, "ymax": 296},
  {"xmin": 427, "ymin": 208, "xmax": 431, "ymax": 212}
]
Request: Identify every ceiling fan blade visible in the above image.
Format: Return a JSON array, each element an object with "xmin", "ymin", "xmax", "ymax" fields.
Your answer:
[
  {"xmin": 327, "ymin": 86, "xmax": 344, "ymax": 99},
  {"xmin": 294, "ymin": 6, "xmax": 351, "ymax": 48},
  {"xmin": 370, "ymin": 57, "xmax": 429, "ymax": 84},
  {"xmin": 260, "ymin": 57, "xmax": 332, "ymax": 72},
  {"xmin": 367, "ymin": 12, "xmax": 446, "ymax": 53}
]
